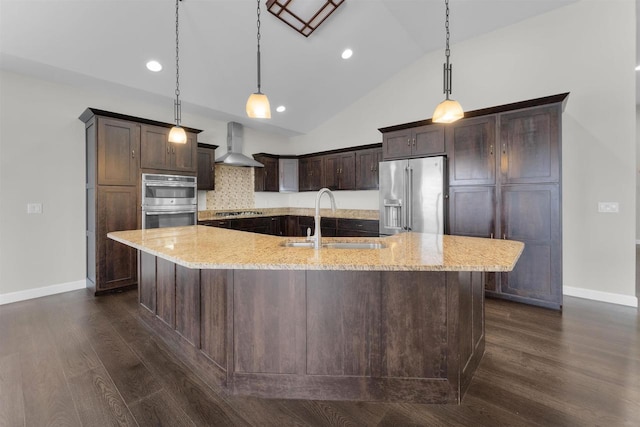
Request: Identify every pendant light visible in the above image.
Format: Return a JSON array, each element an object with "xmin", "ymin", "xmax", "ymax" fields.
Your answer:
[
  {"xmin": 169, "ymin": 0, "xmax": 187, "ymax": 143},
  {"xmin": 246, "ymin": 0, "xmax": 271, "ymax": 119},
  {"xmin": 432, "ymin": 0, "xmax": 463, "ymax": 124}
]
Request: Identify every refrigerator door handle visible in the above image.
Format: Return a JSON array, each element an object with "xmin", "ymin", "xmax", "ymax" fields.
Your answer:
[{"xmin": 406, "ymin": 166, "xmax": 413, "ymax": 231}]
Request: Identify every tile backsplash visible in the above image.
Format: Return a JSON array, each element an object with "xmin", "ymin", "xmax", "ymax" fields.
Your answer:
[{"xmin": 205, "ymin": 165, "xmax": 255, "ymax": 210}]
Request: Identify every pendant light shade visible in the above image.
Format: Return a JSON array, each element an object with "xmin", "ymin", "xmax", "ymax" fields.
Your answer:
[
  {"xmin": 432, "ymin": 99, "xmax": 464, "ymax": 123},
  {"xmin": 432, "ymin": 0, "xmax": 463, "ymax": 124},
  {"xmin": 246, "ymin": 92, "xmax": 271, "ymax": 119},
  {"xmin": 168, "ymin": 126, "xmax": 187, "ymax": 144},
  {"xmin": 169, "ymin": 0, "xmax": 187, "ymax": 143},
  {"xmin": 247, "ymin": 0, "xmax": 271, "ymax": 119}
]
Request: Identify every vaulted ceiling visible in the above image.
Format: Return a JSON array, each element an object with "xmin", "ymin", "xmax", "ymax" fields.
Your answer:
[{"xmin": 3, "ymin": 0, "xmax": 615, "ymax": 136}]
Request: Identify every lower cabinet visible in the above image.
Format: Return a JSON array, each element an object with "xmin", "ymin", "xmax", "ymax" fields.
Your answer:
[
  {"xmin": 448, "ymin": 183, "xmax": 562, "ymax": 309},
  {"xmin": 201, "ymin": 216, "xmax": 379, "ymax": 238},
  {"xmin": 497, "ymin": 184, "xmax": 561, "ymax": 307},
  {"xmin": 93, "ymin": 186, "xmax": 138, "ymax": 293}
]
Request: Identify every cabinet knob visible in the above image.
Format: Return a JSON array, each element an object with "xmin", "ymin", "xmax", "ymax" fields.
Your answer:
[
  {"xmin": 407, "ymin": 139, "xmax": 410, "ymax": 146},
  {"xmin": 167, "ymin": 146, "xmax": 170, "ymax": 154},
  {"xmin": 131, "ymin": 150, "xmax": 135, "ymax": 158},
  {"xmin": 412, "ymin": 138, "xmax": 416, "ymax": 147}
]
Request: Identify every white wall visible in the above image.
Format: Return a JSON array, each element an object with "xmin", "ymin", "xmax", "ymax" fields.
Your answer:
[
  {"xmin": 289, "ymin": 0, "xmax": 637, "ymax": 303},
  {"xmin": 0, "ymin": 70, "xmax": 288, "ymax": 299},
  {"xmin": 637, "ymin": 106, "xmax": 640, "ymax": 243}
]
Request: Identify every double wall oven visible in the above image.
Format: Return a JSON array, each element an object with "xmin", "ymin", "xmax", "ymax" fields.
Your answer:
[{"xmin": 142, "ymin": 173, "xmax": 197, "ymax": 229}]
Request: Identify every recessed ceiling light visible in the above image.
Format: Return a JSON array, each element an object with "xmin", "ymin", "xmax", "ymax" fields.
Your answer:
[
  {"xmin": 276, "ymin": 105, "xmax": 286, "ymax": 113},
  {"xmin": 146, "ymin": 60, "xmax": 162, "ymax": 72},
  {"xmin": 341, "ymin": 48, "xmax": 353, "ymax": 60}
]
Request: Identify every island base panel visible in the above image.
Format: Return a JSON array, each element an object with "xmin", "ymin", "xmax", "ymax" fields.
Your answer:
[{"xmin": 137, "ymin": 253, "xmax": 485, "ymax": 404}]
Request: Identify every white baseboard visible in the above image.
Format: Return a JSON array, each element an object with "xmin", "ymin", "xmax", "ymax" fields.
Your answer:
[
  {"xmin": 0, "ymin": 280, "xmax": 86, "ymax": 305},
  {"xmin": 564, "ymin": 286, "xmax": 638, "ymax": 308}
]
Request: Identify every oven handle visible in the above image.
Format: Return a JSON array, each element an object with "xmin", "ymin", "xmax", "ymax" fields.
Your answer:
[
  {"xmin": 143, "ymin": 182, "xmax": 196, "ymax": 188},
  {"xmin": 144, "ymin": 210, "xmax": 197, "ymax": 216}
]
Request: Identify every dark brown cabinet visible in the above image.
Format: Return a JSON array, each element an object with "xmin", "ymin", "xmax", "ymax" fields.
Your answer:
[
  {"xmin": 500, "ymin": 106, "xmax": 560, "ymax": 184},
  {"xmin": 96, "ymin": 118, "xmax": 140, "ymax": 186},
  {"xmin": 253, "ymin": 154, "xmax": 279, "ymax": 192},
  {"xmin": 84, "ymin": 113, "xmax": 141, "ymax": 294},
  {"xmin": 356, "ymin": 147, "xmax": 382, "ymax": 190},
  {"xmin": 197, "ymin": 143, "xmax": 217, "ymax": 191},
  {"xmin": 447, "ymin": 116, "xmax": 496, "ymax": 186},
  {"xmin": 324, "ymin": 152, "xmax": 355, "ymax": 190},
  {"xmin": 498, "ymin": 184, "xmax": 561, "ymax": 305},
  {"xmin": 382, "ymin": 125, "xmax": 445, "ymax": 160},
  {"xmin": 140, "ymin": 124, "xmax": 197, "ymax": 173},
  {"xmin": 299, "ymin": 156, "xmax": 324, "ymax": 191},
  {"xmin": 382, "ymin": 93, "xmax": 568, "ymax": 310},
  {"xmin": 447, "ymin": 186, "xmax": 496, "ymax": 238},
  {"xmin": 80, "ymin": 107, "xmax": 202, "ymax": 295}
]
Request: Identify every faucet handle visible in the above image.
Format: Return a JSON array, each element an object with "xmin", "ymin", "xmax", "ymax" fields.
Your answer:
[{"xmin": 306, "ymin": 227, "xmax": 312, "ymax": 239}]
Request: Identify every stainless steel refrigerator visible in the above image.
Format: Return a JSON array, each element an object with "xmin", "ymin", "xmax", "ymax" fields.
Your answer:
[{"xmin": 379, "ymin": 156, "xmax": 445, "ymax": 235}]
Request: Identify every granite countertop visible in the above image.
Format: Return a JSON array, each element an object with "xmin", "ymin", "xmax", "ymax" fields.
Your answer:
[
  {"xmin": 198, "ymin": 208, "xmax": 379, "ymax": 221},
  {"xmin": 108, "ymin": 226, "xmax": 524, "ymax": 272}
]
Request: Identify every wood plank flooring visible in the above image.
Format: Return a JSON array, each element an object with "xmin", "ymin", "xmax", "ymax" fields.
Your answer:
[{"xmin": 0, "ymin": 288, "xmax": 638, "ymax": 426}]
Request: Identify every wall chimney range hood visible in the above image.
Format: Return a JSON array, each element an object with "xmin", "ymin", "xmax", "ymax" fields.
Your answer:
[{"xmin": 215, "ymin": 122, "xmax": 264, "ymax": 167}]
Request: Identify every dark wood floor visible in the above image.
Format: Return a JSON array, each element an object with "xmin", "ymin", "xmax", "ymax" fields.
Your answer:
[{"xmin": 1, "ymin": 288, "xmax": 638, "ymax": 427}]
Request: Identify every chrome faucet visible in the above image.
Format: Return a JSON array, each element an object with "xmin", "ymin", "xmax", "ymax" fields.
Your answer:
[{"xmin": 309, "ymin": 188, "xmax": 337, "ymax": 249}]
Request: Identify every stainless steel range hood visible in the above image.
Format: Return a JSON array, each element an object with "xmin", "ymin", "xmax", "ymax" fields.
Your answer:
[{"xmin": 215, "ymin": 122, "xmax": 264, "ymax": 168}]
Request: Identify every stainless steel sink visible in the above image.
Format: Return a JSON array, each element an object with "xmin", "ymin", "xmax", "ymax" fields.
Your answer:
[{"xmin": 280, "ymin": 241, "xmax": 386, "ymax": 249}]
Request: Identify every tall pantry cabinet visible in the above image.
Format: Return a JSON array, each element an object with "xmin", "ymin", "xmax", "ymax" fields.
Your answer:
[
  {"xmin": 381, "ymin": 93, "xmax": 568, "ymax": 310},
  {"xmin": 80, "ymin": 108, "xmax": 201, "ymax": 295}
]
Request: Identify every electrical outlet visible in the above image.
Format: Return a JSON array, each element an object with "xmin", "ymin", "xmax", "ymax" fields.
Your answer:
[
  {"xmin": 27, "ymin": 203, "xmax": 43, "ymax": 214},
  {"xmin": 597, "ymin": 202, "xmax": 619, "ymax": 213}
]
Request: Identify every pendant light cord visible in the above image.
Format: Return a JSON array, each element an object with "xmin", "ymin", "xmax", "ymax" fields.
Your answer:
[
  {"xmin": 443, "ymin": 0, "xmax": 452, "ymax": 100},
  {"xmin": 256, "ymin": 0, "xmax": 262, "ymax": 94},
  {"xmin": 174, "ymin": 0, "xmax": 182, "ymax": 126}
]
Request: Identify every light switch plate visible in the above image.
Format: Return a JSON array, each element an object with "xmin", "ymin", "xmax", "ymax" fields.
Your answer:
[
  {"xmin": 598, "ymin": 202, "xmax": 619, "ymax": 213},
  {"xmin": 27, "ymin": 203, "xmax": 43, "ymax": 214}
]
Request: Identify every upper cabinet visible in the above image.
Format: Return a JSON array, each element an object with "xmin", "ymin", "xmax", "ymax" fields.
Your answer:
[
  {"xmin": 141, "ymin": 124, "xmax": 197, "ymax": 173},
  {"xmin": 253, "ymin": 154, "xmax": 279, "ymax": 192},
  {"xmin": 197, "ymin": 143, "xmax": 218, "ymax": 191},
  {"xmin": 446, "ymin": 116, "xmax": 497, "ymax": 186},
  {"xmin": 355, "ymin": 147, "xmax": 383, "ymax": 190},
  {"xmin": 299, "ymin": 155, "xmax": 324, "ymax": 192},
  {"xmin": 96, "ymin": 117, "xmax": 140, "ymax": 186},
  {"xmin": 500, "ymin": 106, "xmax": 560, "ymax": 184},
  {"xmin": 382, "ymin": 125, "xmax": 445, "ymax": 160},
  {"xmin": 324, "ymin": 152, "xmax": 356, "ymax": 190}
]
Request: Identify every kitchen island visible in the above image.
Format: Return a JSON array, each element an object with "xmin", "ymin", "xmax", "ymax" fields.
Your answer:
[{"xmin": 109, "ymin": 225, "xmax": 523, "ymax": 404}]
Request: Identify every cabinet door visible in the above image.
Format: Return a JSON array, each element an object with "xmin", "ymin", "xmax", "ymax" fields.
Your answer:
[
  {"xmin": 382, "ymin": 129, "xmax": 412, "ymax": 160},
  {"xmin": 253, "ymin": 155, "xmax": 267, "ymax": 191},
  {"xmin": 263, "ymin": 157, "xmax": 279, "ymax": 192},
  {"xmin": 500, "ymin": 106, "xmax": 560, "ymax": 184},
  {"xmin": 356, "ymin": 148, "xmax": 382, "ymax": 190},
  {"xmin": 500, "ymin": 184, "xmax": 561, "ymax": 307},
  {"xmin": 308, "ymin": 156, "xmax": 324, "ymax": 190},
  {"xmin": 338, "ymin": 152, "xmax": 356, "ymax": 190},
  {"xmin": 172, "ymin": 132, "xmax": 197, "ymax": 172},
  {"xmin": 197, "ymin": 146, "xmax": 215, "ymax": 190},
  {"xmin": 323, "ymin": 155, "xmax": 340, "ymax": 190},
  {"xmin": 140, "ymin": 125, "xmax": 170, "ymax": 170},
  {"xmin": 97, "ymin": 186, "xmax": 138, "ymax": 291},
  {"xmin": 97, "ymin": 118, "xmax": 139, "ymax": 186},
  {"xmin": 447, "ymin": 116, "xmax": 496, "ymax": 186},
  {"xmin": 412, "ymin": 125, "xmax": 445, "ymax": 157},
  {"xmin": 448, "ymin": 186, "xmax": 496, "ymax": 238}
]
